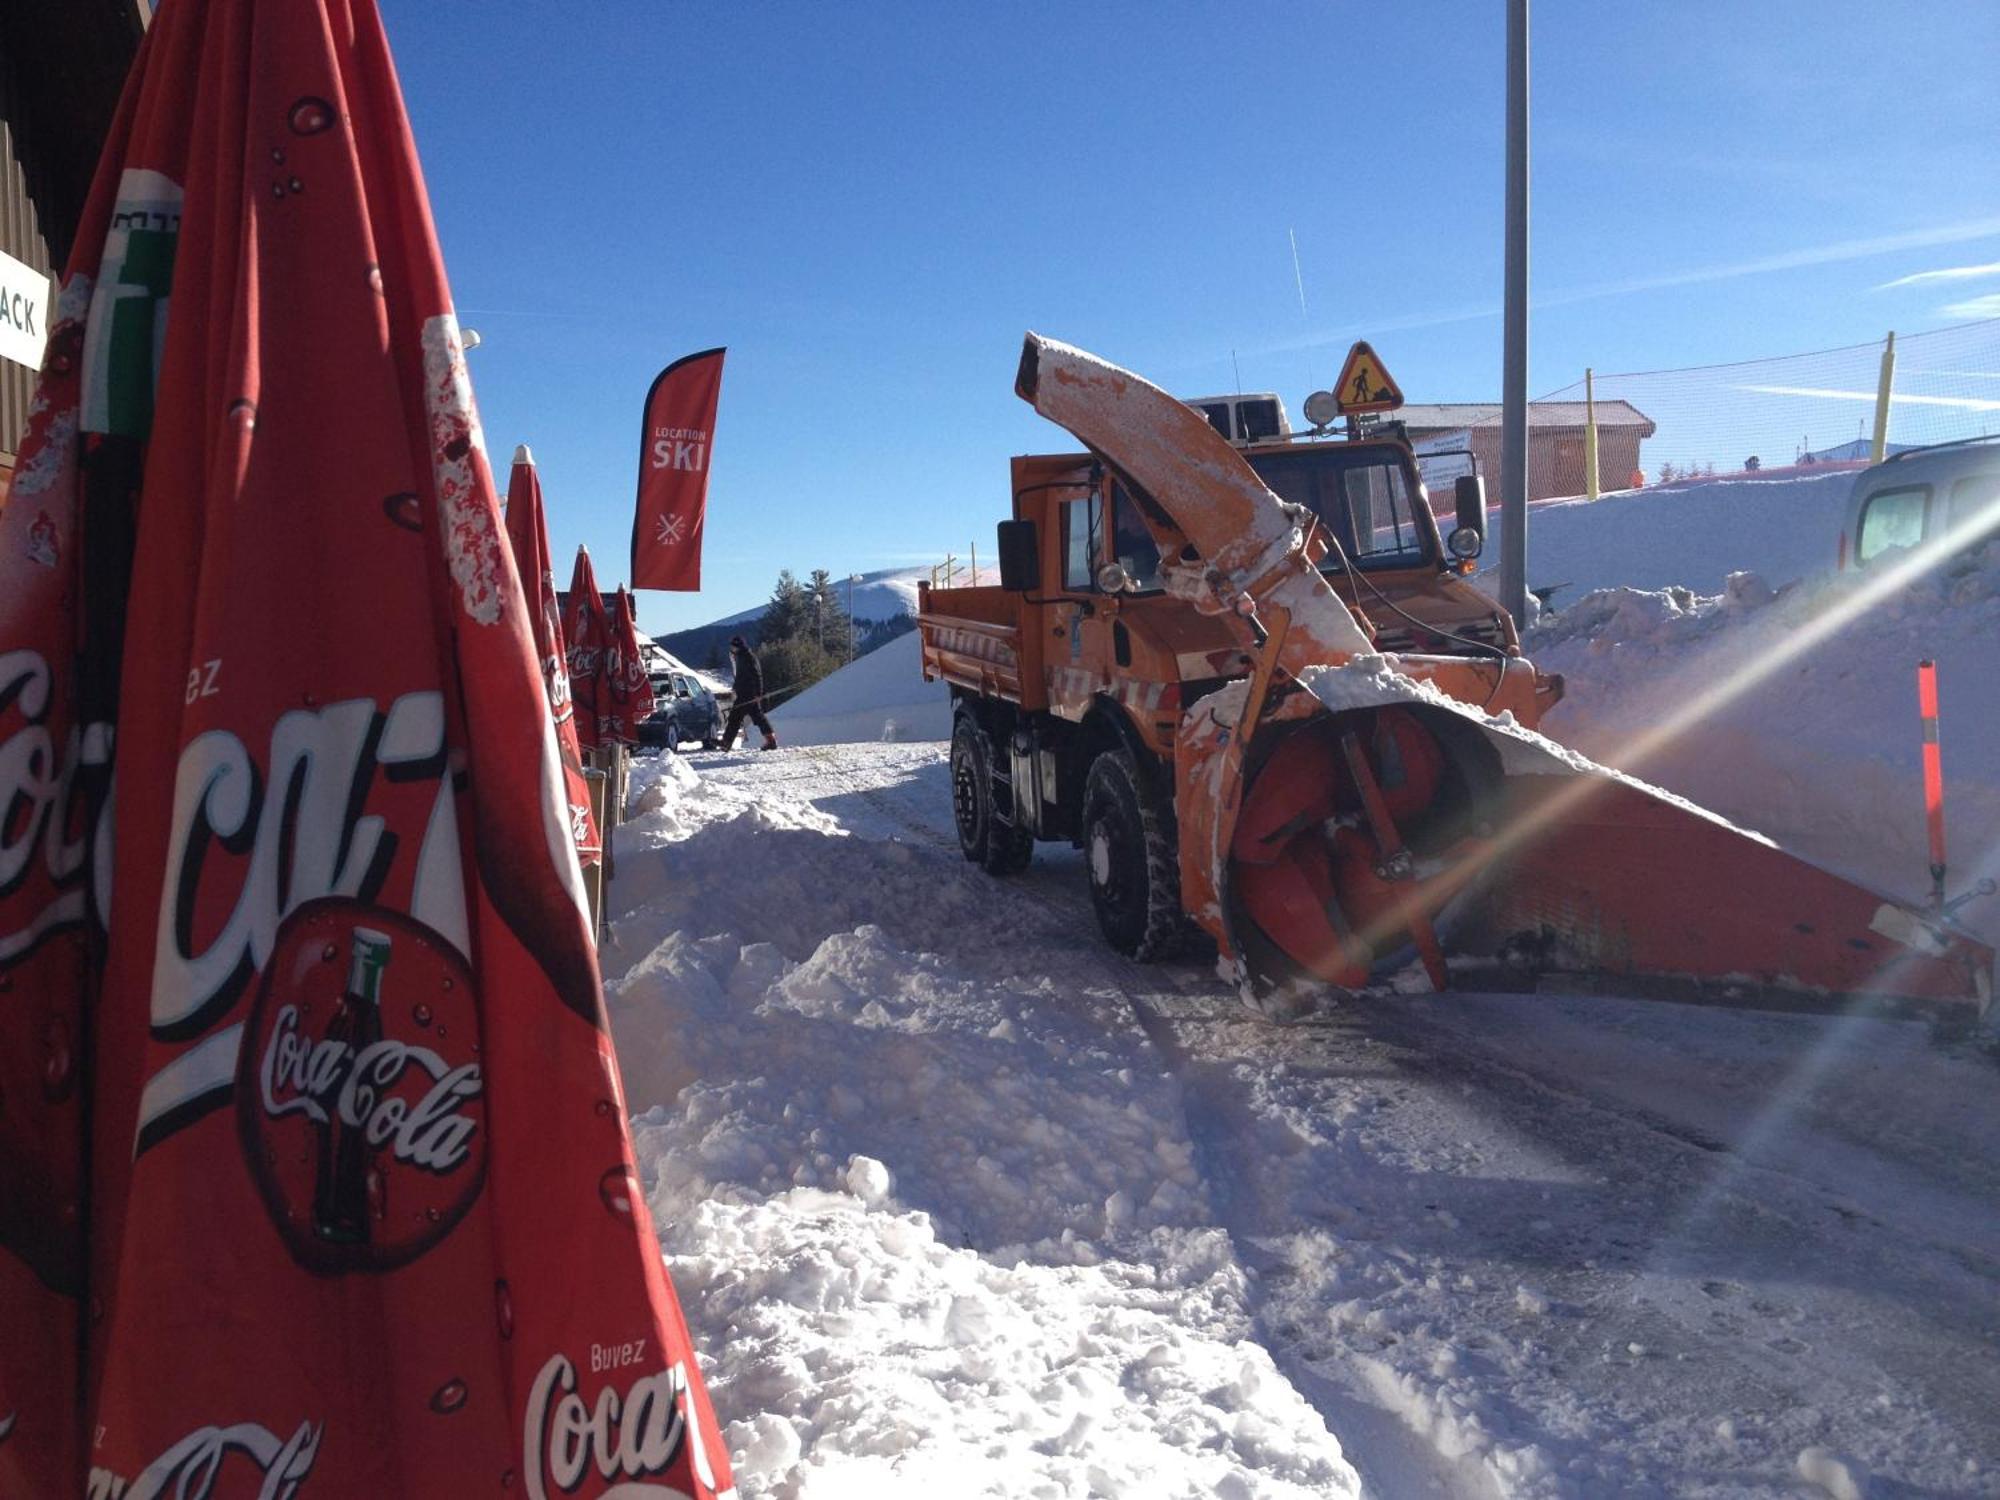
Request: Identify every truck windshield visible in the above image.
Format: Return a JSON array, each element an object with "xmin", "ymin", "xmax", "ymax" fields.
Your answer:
[{"xmin": 1247, "ymin": 448, "xmax": 1431, "ymax": 572}]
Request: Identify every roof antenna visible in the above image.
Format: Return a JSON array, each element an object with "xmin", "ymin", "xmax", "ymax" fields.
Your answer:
[
  {"xmin": 1231, "ymin": 348, "xmax": 1242, "ymax": 396},
  {"xmin": 1288, "ymin": 227, "xmax": 1308, "ymax": 318}
]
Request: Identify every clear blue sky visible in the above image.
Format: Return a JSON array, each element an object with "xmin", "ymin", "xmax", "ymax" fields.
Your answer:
[{"xmin": 381, "ymin": 0, "xmax": 2000, "ymax": 634}]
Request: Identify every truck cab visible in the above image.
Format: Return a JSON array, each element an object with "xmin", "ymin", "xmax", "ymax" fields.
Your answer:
[{"xmin": 1024, "ymin": 426, "xmax": 1523, "ymax": 692}]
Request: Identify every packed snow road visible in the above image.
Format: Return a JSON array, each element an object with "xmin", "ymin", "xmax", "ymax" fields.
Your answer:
[{"xmin": 604, "ymin": 742, "xmax": 2000, "ymax": 1499}]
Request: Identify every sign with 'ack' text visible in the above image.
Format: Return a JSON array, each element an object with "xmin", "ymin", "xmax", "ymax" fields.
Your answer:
[{"xmin": 0, "ymin": 249, "xmax": 49, "ymax": 371}]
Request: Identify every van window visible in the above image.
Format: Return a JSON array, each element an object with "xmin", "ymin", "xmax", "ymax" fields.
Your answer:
[
  {"xmin": 1946, "ymin": 472, "xmax": 2000, "ymax": 547},
  {"xmin": 1062, "ymin": 495, "xmax": 1102, "ymax": 590},
  {"xmin": 1856, "ymin": 486, "xmax": 1928, "ymax": 564}
]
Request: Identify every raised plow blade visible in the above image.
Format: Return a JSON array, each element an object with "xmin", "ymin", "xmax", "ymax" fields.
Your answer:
[{"xmin": 1192, "ymin": 668, "xmax": 1995, "ymax": 1026}]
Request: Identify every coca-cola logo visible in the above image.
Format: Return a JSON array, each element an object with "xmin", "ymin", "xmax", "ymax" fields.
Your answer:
[
  {"xmin": 86, "ymin": 1418, "xmax": 320, "ymax": 1500},
  {"xmin": 0, "ymin": 648, "xmax": 112, "ymax": 966},
  {"xmin": 522, "ymin": 1351, "xmax": 720, "ymax": 1500},
  {"xmin": 236, "ymin": 899, "xmax": 486, "ymax": 1275}
]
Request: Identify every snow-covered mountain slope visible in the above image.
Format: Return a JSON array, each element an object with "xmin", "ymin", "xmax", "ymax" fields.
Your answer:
[
  {"xmin": 699, "ymin": 564, "xmax": 998, "ymax": 633},
  {"xmin": 606, "ymin": 744, "xmax": 2000, "ymax": 1498},
  {"xmin": 770, "ymin": 631, "xmax": 947, "ymax": 746}
]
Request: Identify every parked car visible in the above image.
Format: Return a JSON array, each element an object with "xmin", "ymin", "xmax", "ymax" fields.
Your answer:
[
  {"xmin": 638, "ymin": 671, "xmax": 720, "ymax": 752},
  {"xmin": 1838, "ymin": 435, "xmax": 2000, "ymax": 572}
]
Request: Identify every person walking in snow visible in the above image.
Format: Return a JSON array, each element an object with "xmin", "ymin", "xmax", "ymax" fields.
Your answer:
[{"xmin": 719, "ymin": 634, "xmax": 778, "ymax": 751}]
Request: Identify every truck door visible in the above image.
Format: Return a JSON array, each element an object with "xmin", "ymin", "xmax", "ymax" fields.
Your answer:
[{"xmin": 1050, "ymin": 490, "xmax": 1110, "ymax": 718}]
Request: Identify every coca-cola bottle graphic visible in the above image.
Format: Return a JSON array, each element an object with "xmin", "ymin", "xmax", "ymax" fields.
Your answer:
[{"xmin": 312, "ymin": 925, "xmax": 390, "ymax": 1244}]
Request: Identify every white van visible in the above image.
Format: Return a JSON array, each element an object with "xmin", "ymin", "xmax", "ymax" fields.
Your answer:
[{"xmin": 1838, "ymin": 436, "xmax": 2000, "ymax": 571}]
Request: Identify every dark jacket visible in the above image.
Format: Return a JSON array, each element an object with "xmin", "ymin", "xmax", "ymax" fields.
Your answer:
[{"xmin": 730, "ymin": 643, "xmax": 765, "ymax": 701}]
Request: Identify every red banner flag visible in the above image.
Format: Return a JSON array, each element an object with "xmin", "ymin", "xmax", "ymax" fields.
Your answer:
[
  {"xmin": 505, "ymin": 446, "xmax": 602, "ymax": 865},
  {"xmin": 564, "ymin": 544, "xmax": 611, "ymax": 752},
  {"xmin": 631, "ymin": 348, "xmax": 724, "ymax": 592},
  {"xmin": 604, "ymin": 586, "xmax": 658, "ymax": 745},
  {"xmin": 0, "ymin": 3, "xmax": 732, "ymax": 1495}
]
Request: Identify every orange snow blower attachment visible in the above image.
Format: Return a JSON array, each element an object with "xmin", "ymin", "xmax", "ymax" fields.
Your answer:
[{"xmin": 1015, "ymin": 334, "xmax": 1993, "ymax": 1021}]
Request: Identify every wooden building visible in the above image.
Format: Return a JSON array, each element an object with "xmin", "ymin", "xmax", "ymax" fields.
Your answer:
[{"xmin": 1399, "ymin": 400, "xmax": 1657, "ymax": 502}]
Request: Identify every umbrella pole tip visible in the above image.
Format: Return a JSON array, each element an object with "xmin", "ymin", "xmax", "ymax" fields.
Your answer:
[{"xmin": 513, "ymin": 443, "xmax": 534, "ymax": 466}]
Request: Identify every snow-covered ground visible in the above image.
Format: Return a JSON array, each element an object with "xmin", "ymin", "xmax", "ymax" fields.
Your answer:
[
  {"xmin": 1528, "ymin": 540, "xmax": 2000, "ymax": 943},
  {"xmin": 1476, "ymin": 469, "xmax": 1856, "ymax": 605},
  {"xmin": 771, "ymin": 632, "xmax": 949, "ymax": 747},
  {"xmin": 606, "ymin": 741, "xmax": 2000, "ymax": 1498}
]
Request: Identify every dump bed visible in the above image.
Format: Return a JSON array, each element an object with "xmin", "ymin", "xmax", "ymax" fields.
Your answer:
[{"xmin": 916, "ymin": 582, "xmax": 1046, "ymax": 710}]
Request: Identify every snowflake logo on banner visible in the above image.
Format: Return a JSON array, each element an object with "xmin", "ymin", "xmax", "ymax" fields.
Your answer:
[{"xmin": 655, "ymin": 514, "xmax": 686, "ymax": 547}]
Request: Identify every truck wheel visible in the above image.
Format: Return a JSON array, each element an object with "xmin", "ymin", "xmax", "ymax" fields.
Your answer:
[
  {"xmin": 951, "ymin": 715, "xmax": 1034, "ymax": 875},
  {"xmin": 951, "ymin": 717, "xmax": 996, "ymax": 865},
  {"xmin": 664, "ymin": 720, "xmax": 681, "ymax": 754},
  {"xmin": 1083, "ymin": 748, "xmax": 1181, "ymax": 960}
]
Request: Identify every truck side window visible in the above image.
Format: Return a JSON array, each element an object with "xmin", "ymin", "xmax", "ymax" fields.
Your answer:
[
  {"xmin": 1856, "ymin": 486, "xmax": 1928, "ymax": 564},
  {"xmin": 1111, "ymin": 482, "xmax": 1162, "ymax": 591},
  {"xmin": 1063, "ymin": 495, "xmax": 1102, "ymax": 590}
]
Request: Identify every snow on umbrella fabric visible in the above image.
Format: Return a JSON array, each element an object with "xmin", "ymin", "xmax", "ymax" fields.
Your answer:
[
  {"xmin": 505, "ymin": 446, "xmax": 601, "ymax": 866},
  {"xmin": 0, "ymin": 2, "xmax": 733, "ymax": 1495},
  {"xmin": 604, "ymin": 587, "xmax": 657, "ymax": 745},
  {"xmin": 564, "ymin": 545, "xmax": 611, "ymax": 753}
]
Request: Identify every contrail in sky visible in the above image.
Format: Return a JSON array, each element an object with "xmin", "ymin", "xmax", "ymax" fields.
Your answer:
[
  {"xmin": 1225, "ymin": 214, "xmax": 2000, "ymax": 369},
  {"xmin": 1875, "ymin": 260, "xmax": 2000, "ymax": 290}
]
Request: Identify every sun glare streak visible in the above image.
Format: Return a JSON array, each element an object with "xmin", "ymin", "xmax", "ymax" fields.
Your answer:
[{"xmin": 1331, "ymin": 492, "xmax": 2000, "ymax": 989}]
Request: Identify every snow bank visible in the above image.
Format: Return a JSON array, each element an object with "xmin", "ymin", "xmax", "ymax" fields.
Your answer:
[
  {"xmin": 1529, "ymin": 539, "xmax": 2000, "ymax": 941},
  {"xmin": 771, "ymin": 631, "xmax": 950, "ymax": 747},
  {"xmin": 602, "ymin": 754, "xmax": 1360, "ymax": 1497},
  {"xmin": 1477, "ymin": 469, "xmax": 1856, "ymax": 603}
]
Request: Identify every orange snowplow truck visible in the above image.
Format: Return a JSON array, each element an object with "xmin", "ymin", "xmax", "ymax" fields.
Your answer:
[{"xmin": 918, "ymin": 334, "xmax": 1993, "ymax": 1021}]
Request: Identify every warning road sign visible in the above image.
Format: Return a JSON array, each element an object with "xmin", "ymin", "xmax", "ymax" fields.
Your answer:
[{"xmin": 1333, "ymin": 341, "xmax": 1403, "ymax": 414}]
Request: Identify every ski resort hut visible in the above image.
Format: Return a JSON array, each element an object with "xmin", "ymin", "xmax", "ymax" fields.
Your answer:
[{"xmin": 1400, "ymin": 400, "xmax": 1656, "ymax": 502}]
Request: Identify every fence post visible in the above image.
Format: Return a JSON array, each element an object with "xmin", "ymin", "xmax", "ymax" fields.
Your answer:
[
  {"xmin": 1583, "ymin": 366, "xmax": 1600, "ymax": 500},
  {"xmin": 1871, "ymin": 330, "xmax": 1897, "ymax": 462}
]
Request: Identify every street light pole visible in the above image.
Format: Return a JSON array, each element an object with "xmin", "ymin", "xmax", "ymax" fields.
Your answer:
[{"xmin": 1499, "ymin": 0, "xmax": 1530, "ymax": 625}]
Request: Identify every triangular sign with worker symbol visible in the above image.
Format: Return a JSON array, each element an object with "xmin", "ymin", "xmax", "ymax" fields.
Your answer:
[{"xmin": 1333, "ymin": 340, "xmax": 1404, "ymax": 414}]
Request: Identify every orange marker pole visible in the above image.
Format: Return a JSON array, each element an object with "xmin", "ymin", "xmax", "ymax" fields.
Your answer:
[{"xmin": 1918, "ymin": 659, "xmax": 1946, "ymax": 909}]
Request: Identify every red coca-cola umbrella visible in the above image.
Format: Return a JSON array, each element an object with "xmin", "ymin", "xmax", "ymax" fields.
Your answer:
[
  {"xmin": 506, "ymin": 445, "xmax": 602, "ymax": 866},
  {"xmin": 564, "ymin": 544, "xmax": 611, "ymax": 753},
  {"xmin": 0, "ymin": 3, "xmax": 733, "ymax": 1495},
  {"xmin": 605, "ymin": 586, "xmax": 658, "ymax": 746}
]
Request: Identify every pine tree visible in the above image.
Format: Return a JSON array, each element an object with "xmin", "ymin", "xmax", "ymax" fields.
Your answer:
[
  {"xmin": 804, "ymin": 568, "xmax": 856, "ymax": 659},
  {"xmin": 760, "ymin": 569, "xmax": 807, "ymax": 643}
]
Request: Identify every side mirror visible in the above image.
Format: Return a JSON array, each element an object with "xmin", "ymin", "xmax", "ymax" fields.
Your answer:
[
  {"xmin": 1449, "ymin": 474, "xmax": 1485, "ymax": 560},
  {"xmin": 1095, "ymin": 561, "xmax": 1134, "ymax": 594},
  {"xmin": 998, "ymin": 519, "xmax": 1040, "ymax": 592}
]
